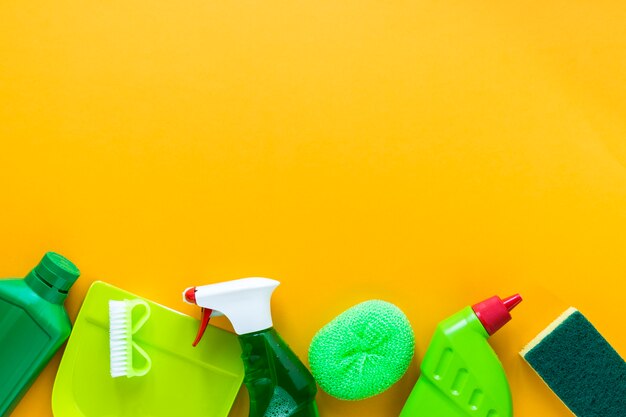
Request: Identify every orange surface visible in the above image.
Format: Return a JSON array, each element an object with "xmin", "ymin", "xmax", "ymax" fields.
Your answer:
[{"xmin": 1, "ymin": 1, "xmax": 626, "ymax": 416}]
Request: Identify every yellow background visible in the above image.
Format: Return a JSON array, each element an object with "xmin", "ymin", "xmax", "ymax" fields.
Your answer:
[{"xmin": 1, "ymin": 0, "xmax": 625, "ymax": 416}]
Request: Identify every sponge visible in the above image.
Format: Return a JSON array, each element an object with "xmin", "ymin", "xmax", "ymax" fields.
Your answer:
[
  {"xmin": 308, "ymin": 300, "xmax": 414, "ymax": 401},
  {"xmin": 520, "ymin": 307, "xmax": 626, "ymax": 416}
]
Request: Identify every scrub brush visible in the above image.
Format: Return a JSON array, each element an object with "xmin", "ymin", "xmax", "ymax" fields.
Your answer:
[
  {"xmin": 109, "ymin": 299, "xmax": 152, "ymax": 378},
  {"xmin": 521, "ymin": 307, "xmax": 626, "ymax": 416}
]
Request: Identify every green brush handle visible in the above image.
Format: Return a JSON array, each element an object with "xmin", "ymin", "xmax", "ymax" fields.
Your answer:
[
  {"xmin": 399, "ymin": 307, "xmax": 512, "ymax": 417},
  {"xmin": 239, "ymin": 328, "xmax": 319, "ymax": 417}
]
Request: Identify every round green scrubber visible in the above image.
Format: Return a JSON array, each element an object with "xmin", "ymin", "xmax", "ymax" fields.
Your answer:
[{"xmin": 308, "ymin": 300, "xmax": 415, "ymax": 401}]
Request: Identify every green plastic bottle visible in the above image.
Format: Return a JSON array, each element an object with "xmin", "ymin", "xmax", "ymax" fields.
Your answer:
[
  {"xmin": 239, "ymin": 329, "xmax": 318, "ymax": 417},
  {"xmin": 399, "ymin": 294, "xmax": 522, "ymax": 417},
  {"xmin": 0, "ymin": 252, "xmax": 80, "ymax": 416},
  {"xmin": 183, "ymin": 278, "xmax": 319, "ymax": 417}
]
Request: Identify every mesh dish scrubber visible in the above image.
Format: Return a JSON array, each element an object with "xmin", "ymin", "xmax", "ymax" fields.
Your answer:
[
  {"xmin": 308, "ymin": 300, "xmax": 415, "ymax": 401},
  {"xmin": 521, "ymin": 307, "xmax": 626, "ymax": 416}
]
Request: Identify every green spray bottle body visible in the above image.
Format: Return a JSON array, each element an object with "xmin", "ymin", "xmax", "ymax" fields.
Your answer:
[
  {"xmin": 184, "ymin": 278, "xmax": 319, "ymax": 417},
  {"xmin": 400, "ymin": 295, "xmax": 521, "ymax": 417},
  {"xmin": 0, "ymin": 253, "xmax": 80, "ymax": 416},
  {"xmin": 239, "ymin": 329, "xmax": 318, "ymax": 417}
]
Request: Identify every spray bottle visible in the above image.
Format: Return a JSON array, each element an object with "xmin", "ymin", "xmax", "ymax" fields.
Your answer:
[
  {"xmin": 399, "ymin": 294, "xmax": 522, "ymax": 417},
  {"xmin": 183, "ymin": 278, "xmax": 319, "ymax": 417}
]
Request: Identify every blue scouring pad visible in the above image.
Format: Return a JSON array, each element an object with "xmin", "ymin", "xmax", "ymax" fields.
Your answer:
[{"xmin": 520, "ymin": 307, "xmax": 626, "ymax": 417}]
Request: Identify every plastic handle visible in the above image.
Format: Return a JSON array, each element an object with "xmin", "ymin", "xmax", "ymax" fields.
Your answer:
[
  {"xmin": 130, "ymin": 342, "xmax": 152, "ymax": 377},
  {"xmin": 130, "ymin": 300, "xmax": 151, "ymax": 333},
  {"xmin": 128, "ymin": 299, "xmax": 152, "ymax": 377}
]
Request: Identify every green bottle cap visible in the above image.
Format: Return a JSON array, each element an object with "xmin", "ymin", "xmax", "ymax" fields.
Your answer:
[
  {"xmin": 25, "ymin": 252, "xmax": 80, "ymax": 303},
  {"xmin": 34, "ymin": 252, "xmax": 80, "ymax": 291}
]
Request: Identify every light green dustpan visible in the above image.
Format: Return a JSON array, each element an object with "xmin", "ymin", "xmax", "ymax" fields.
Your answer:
[{"xmin": 52, "ymin": 281, "xmax": 244, "ymax": 417}]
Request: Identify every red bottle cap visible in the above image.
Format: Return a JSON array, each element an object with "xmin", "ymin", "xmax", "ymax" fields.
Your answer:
[{"xmin": 472, "ymin": 294, "xmax": 522, "ymax": 335}]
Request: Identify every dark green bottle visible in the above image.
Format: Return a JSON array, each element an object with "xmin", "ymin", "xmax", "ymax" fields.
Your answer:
[
  {"xmin": 240, "ymin": 329, "xmax": 319, "ymax": 417},
  {"xmin": 0, "ymin": 252, "xmax": 80, "ymax": 416},
  {"xmin": 184, "ymin": 277, "xmax": 319, "ymax": 417}
]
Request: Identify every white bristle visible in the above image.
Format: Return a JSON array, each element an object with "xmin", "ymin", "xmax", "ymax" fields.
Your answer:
[{"xmin": 109, "ymin": 300, "xmax": 131, "ymax": 378}]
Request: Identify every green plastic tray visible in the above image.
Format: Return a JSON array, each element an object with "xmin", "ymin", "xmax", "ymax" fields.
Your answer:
[{"xmin": 52, "ymin": 281, "xmax": 244, "ymax": 417}]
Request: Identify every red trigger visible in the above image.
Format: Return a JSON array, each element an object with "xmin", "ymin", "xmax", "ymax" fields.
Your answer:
[{"xmin": 192, "ymin": 307, "xmax": 212, "ymax": 347}]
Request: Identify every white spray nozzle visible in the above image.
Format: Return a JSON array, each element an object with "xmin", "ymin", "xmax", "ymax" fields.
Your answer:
[{"xmin": 184, "ymin": 277, "xmax": 280, "ymax": 338}]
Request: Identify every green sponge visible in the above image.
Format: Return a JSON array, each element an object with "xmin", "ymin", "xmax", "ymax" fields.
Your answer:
[
  {"xmin": 520, "ymin": 307, "xmax": 626, "ymax": 416},
  {"xmin": 308, "ymin": 300, "xmax": 415, "ymax": 401}
]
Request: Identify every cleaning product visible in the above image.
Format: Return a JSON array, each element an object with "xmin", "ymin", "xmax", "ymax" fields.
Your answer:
[
  {"xmin": 0, "ymin": 252, "xmax": 80, "ymax": 416},
  {"xmin": 520, "ymin": 307, "xmax": 626, "ymax": 417},
  {"xmin": 399, "ymin": 294, "xmax": 522, "ymax": 417},
  {"xmin": 183, "ymin": 277, "xmax": 319, "ymax": 417},
  {"xmin": 308, "ymin": 300, "xmax": 415, "ymax": 400},
  {"xmin": 109, "ymin": 299, "xmax": 152, "ymax": 378},
  {"xmin": 52, "ymin": 281, "xmax": 244, "ymax": 417}
]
